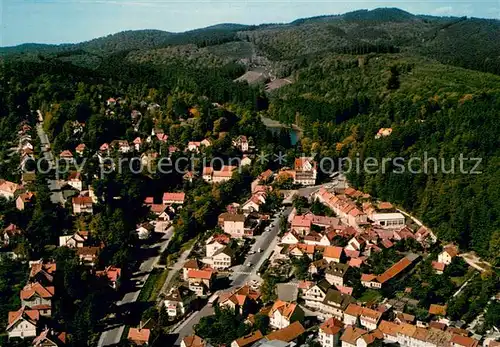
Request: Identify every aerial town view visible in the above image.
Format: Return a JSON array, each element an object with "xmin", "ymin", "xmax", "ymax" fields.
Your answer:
[{"xmin": 0, "ymin": 1, "xmax": 499, "ymax": 346}]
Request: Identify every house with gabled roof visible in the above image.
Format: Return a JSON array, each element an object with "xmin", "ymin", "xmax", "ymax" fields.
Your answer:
[
  {"xmin": 59, "ymin": 231, "xmax": 89, "ymax": 248},
  {"xmin": 291, "ymin": 215, "xmax": 312, "ymax": 235},
  {"xmin": 128, "ymin": 327, "xmax": 151, "ymax": 346},
  {"xmin": 29, "ymin": 261, "xmax": 56, "ymax": 285},
  {"xmin": 231, "ymin": 330, "xmax": 263, "ymax": 347},
  {"xmin": 3, "ymin": 223, "xmax": 23, "ymax": 246},
  {"xmin": 319, "ymin": 288, "xmax": 355, "ymax": 320},
  {"xmin": 319, "ymin": 317, "xmax": 344, "ymax": 347},
  {"xmin": 325, "ymin": 262, "xmax": 349, "ymax": 287},
  {"xmin": 187, "ymin": 268, "xmax": 216, "ymax": 296},
  {"xmin": 0, "ymin": 179, "xmax": 22, "ymax": 200},
  {"xmin": 323, "ymin": 246, "xmax": 345, "ymax": 263},
  {"xmin": 219, "ymin": 285, "xmax": 261, "ymax": 315},
  {"xmin": 76, "ymin": 246, "xmax": 101, "ymax": 266},
  {"xmin": 438, "ymin": 245, "xmax": 459, "ymax": 265},
  {"xmin": 266, "ymin": 321, "xmax": 306, "ymax": 343},
  {"xmin": 6, "ymin": 306, "xmax": 40, "ymax": 339},
  {"xmin": 302, "ymin": 279, "xmax": 331, "ymax": 309},
  {"xmin": 183, "ymin": 259, "xmax": 200, "ymax": 281},
  {"xmin": 96, "ymin": 266, "xmax": 122, "ymax": 290},
  {"xmin": 75, "ymin": 143, "xmax": 86, "ymax": 156},
  {"xmin": 162, "ymin": 192, "xmax": 186, "ymax": 205},
  {"xmin": 211, "ymin": 246, "xmax": 234, "ymax": 270},
  {"xmin": 20, "ymin": 282, "xmax": 54, "ymax": 312},
  {"xmin": 281, "ymin": 231, "xmax": 301, "ymax": 245},
  {"xmin": 72, "ymin": 195, "xmax": 93, "ymax": 214},
  {"xmin": 32, "ymin": 328, "xmax": 66, "ymax": 347},
  {"xmin": 343, "ymin": 304, "xmax": 382, "ymax": 330},
  {"xmin": 268, "ymin": 300, "xmax": 304, "ymax": 329},
  {"xmin": 16, "ymin": 191, "xmax": 35, "ymax": 211},
  {"xmin": 164, "ymin": 285, "xmax": 193, "ymax": 318},
  {"xmin": 232, "ymin": 135, "xmax": 249, "ymax": 152},
  {"xmin": 136, "ymin": 223, "xmax": 154, "ymax": 240}
]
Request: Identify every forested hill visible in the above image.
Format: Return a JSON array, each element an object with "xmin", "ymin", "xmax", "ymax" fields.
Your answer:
[{"xmin": 1, "ymin": 8, "xmax": 500, "ymax": 75}]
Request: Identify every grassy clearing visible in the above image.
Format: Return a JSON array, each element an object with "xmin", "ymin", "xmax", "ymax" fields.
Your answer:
[
  {"xmin": 138, "ymin": 268, "xmax": 169, "ymax": 303},
  {"xmin": 358, "ymin": 289, "xmax": 383, "ymax": 303}
]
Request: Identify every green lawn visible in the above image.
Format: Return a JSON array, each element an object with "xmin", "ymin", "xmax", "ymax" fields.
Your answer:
[
  {"xmin": 358, "ymin": 289, "xmax": 383, "ymax": 304},
  {"xmin": 138, "ymin": 268, "xmax": 169, "ymax": 303}
]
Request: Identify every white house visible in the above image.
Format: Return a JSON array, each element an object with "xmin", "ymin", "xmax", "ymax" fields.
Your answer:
[
  {"xmin": 438, "ymin": 245, "xmax": 459, "ymax": 265},
  {"xmin": 268, "ymin": 300, "xmax": 304, "ymax": 329},
  {"xmin": 302, "ymin": 279, "xmax": 330, "ymax": 309},
  {"xmin": 319, "ymin": 318, "xmax": 343, "ymax": 347},
  {"xmin": 136, "ymin": 223, "xmax": 154, "ymax": 240},
  {"xmin": 6, "ymin": 307, "xmax": 39, "ymax": 339},
  {"xmin": 164, "ymin": 286, "xmax": 192, "ymax": 318}
]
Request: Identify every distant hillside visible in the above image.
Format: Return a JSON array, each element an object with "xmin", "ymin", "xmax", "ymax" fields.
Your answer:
[{"xmin": 1, "ymin": 7, "xmax": 499, "ymax": 75}]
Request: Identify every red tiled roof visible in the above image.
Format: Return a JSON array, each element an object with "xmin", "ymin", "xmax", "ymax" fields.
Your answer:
[
  {"xmin": 188, "ymin": 269, "xmax": 214, "ymax": 280},
  {"xmin": 20, "ymin": 282, "xmax": 55, "ymax": 300},
  {"xmin": 162, "ymin": 192, "xmax": 185, "ymax": 203},
  {"xmin": 323, "ymin": 246, "xmax": 343, "ymax": 259},
  {"xmin": 60, "ymin": 150, "xmax": 73, "ymax": 158},
  {"xmin": 128, "ymin": 328, "xmax": 151, "ymax": 344},
  {"xmin": 432, "ymin": 261, "xmax": 446, "ymax": 271},
  {"xmin": 320, "ymin": 317, "xmax": 343, "ymax": 335},
  {"xmin": 429, "ymin": 304, "xmax": 447, "ymax": 316},
  {"xmin": 450, "ymin": 334, "xmax": 479, "ymax": 347},
  {"xmin": 266, "ymin": 321, "xmax": 305, "ymax": 342}
]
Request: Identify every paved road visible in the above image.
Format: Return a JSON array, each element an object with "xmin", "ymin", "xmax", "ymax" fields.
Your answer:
[
  {"xmin": 98, "ymin": 227, "xmax": 174, "ymax": 346},
  {"xmin": 35, "ymin": 112, "xmax": 64, "ymax": 204},
  {"xmin": 173, "ymin": 206, "xmax": 292, "ymax": 344}
]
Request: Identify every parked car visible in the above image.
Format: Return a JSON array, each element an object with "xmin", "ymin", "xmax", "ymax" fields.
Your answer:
[{"xmin": 257, "ymin": 248, "xmax": 262, "ymax": 253}]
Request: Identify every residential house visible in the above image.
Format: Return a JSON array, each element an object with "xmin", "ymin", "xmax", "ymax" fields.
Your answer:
[
  {"xmin": 294, "ymin": 157, "xmax": 317, "ymax": 186},
  {"xmin": 340, "ymin": 326, "xmax": 369, "ymax": 347},
  {"xmin": 72, "ymin": 196, "xmax": 93, "ymax": 214},
  {"xmin": 210, "ymin": 165, "xmax": 238, "ymax": 184},
  {"xmin": 241, "ymin": 156, "xmax": 252, "ymax": 166},
  {"xmin": 162, "ymin": 192, "xmax": 186, "ymax": 205},
  {"xmin": 309, "ymin": 258, "xmax": 329, "ymax": 276},
  {"xmin": 29, "ymin": 261, "xmax": 56, "ymax": 285},
  {"xmin": 20, "ymin": 282, "xmax": 54, "ymax": 315},
  {"xmin": 59, "ymin": 150, "xmax": 74, "ymax": 163},
  {"xmin": 32, "ymin": 328, "xmax": 66, "ymax": 347},
  {"xmin": 429, "ymin": 304, "xmax": 447, "ymax": 318},
  {"xmin": 281, "ymin": 231, "xmax": 301, "ymax": 245},
  {"xmin": 16, "ymin": 191, "xmax": 34, "ymax": 211},
  {"xmin": 187, "ymin": 141, "xmax": 201, "ymax": 152},
  {"xmin": 96, "ymin": 266, "xmax": 122, "ymax": 290},
  {"xmin": 0, "ymin": 179, "xmax": 22, "ymax": 199},
  {"xmin": 21, "ymin": 172, "xmax": 36, "ymax": 186},
  {"xmin": 75, "ymin": 143, "xmax": 86, "ymax": 156},
  {"xmin": 450, "ymin": 335, "xmax": 479, "ymax": 347},
  {"xmin": 67, "ymin": 171, "xmax": 83, "ymax": 191},
  {"xmin": 59, "ymin": 231, "xmax": 89, "ymax": 248},
  {"xmin": 323, "ymin": 246, "xmax": 345, "ymax": 264},
  {"xmin": 164, "ymin": 286, "xmax": 193, "ymax": 318},
  {"xmin": 219, "ymin": 285, "xmax": 261, "ymax": 315},
  {"xmin": 133, "ymin": 137, "xmax": 142, "ymax": 151},
  {"xmin": 136, "ymin": 223, "xmax": 154, "ymax": 240},
  {"xmin": 219, "ymin": 212, "xmax": 261, "ymax": 238},
  {"xmin": 187, "ymin": 268, "xmax": 216, "ymax": 296},
  {"xmin": 303, "ymin": 279, "xmax": 331, "ymax": 309},
  {"xmin": 183, "ymin": 259, "xmax": 201, "ymax": 281},
  {"xmin": 201, "ymin": 138, "xmax": 212, "ymax": 147},
  {"xmin": 231, "ymin": 331, "xmax": 263, "ymax": 347},
  {"xmin": 212, "ymin": 246, "xmax": 234, "ymax": 270},
  {"xmin": 128, "ymin": 328, "xmax": 151, "ymax": 346},
  {"xmin": 266, "ymin": 321, "xmax": 306, "ymax": 343},
  {"xmin": 378, "ymin": 320, "xmax": 400, "ymax": 343},
  {"xmin": 438, "ymin": 245, "xmax": 459, "ymax": 265},
  {"xmin": 268, "ymin": 300, "xmax": 304, "ymax": 329},
  {"xmin": 343, "ymin": 304, "xmax": 382, "ymax": 330},
  {"xmin": 6, "ymin": 306, "xmax": 40, "ymax": 339},
  {"xmin": 202, "ymin": 167, "xmax": 214, "ymax": 182},
  {"xmin": 291, "ymin": 215, "xmax": 312, "ymax": 235},
  {"xmin": 232, "ymin": 135, "xmax": 249, "ymax": 152},
  {"xmin": 181, "ymin": 335, "xmax": 208, "ymax": 347},
  {"xmin": 375, "ymin": 128, "xmax": 393, "ymax": 139},
  {"xmin": 183, "ymin": 171, "xmax": 196, "ymax": 183},
  {"xmin": 3, "ymin": 223, "xmax": 23, "ymax": 246},
  {"xmin": 319, "ymin": 289, "xmax": 355, "ymax": 320},
  {"xmin": 241, "ymin": 194, "xmax": 266, "ymax": 214},
  {"xmin": 325, "ymin": 263, "xmax": 349, "ymax": 287},
  {"xmin": 303, "ymin": 231, "xmax": 325, "ymax": 246},
  {"xmin": 319, "ymin": 318, "xmax": 344, "ymax": 347},
  {"xmin": 206, "ymin": 234, "xmax": 231, "ymax": 258},
  {"xmin": 76, "ymin": 246, "xmax": 100, "ymax": 266},
  {"xmin": 432, "ymin": 261, "xmax": 446, "ymax": 274},
  {"xmin": 110, "ymin": 140, "xmax": 132, "ymax": 153}
]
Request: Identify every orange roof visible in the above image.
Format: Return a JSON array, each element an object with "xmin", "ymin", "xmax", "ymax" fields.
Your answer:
[
  {"xmin": 184, "ymin": 259, "xmax": 200, "ymax": 269},
  {"xmin": 269, "ymin": 300, "xmax": 299, "ymax": 321},
  {"xmin": 376, "ymin": 256, "xmax": 415, "ymax": 284},
  {"xmin": 320, "ymin": 317, "xmax": 343, "ymax": 335},
  {"xmin": 341, "ymin": 326, "xmax": 368, "ymax": 345},
  {"xmin": 444, "ymin": 245, "xmax": 459, "ymax": 258},
  {"xmin": 72, "ymin": 196, "xmax": 93, "ymax": 205},
  {"xmin": 432, "ymin": 261, "xmax": 446, "ymax": 271},
  {"xmin": 162, "ymin": 192, "xmax": 185, "ymax": 203},
  {"xmin": 377, "ymin": 202, "xmax": 394, "ymax": 210},
  {"xmin": 203, "ymin": 167, "xmax": 214, "ymax": 175},
  {"xmin": 451, "ymin": 334, "xmax": 479, "ymax": 347},
  {"xmin": 292, "ymin": 215, "xmax": 312, "ymax": 228},
  {"xmin": 0, "ymin": 180, "xmax": 21, "ymax": 194},
  {"xmin": 128, "ymin": 328, "xmax": 150, "ymax": 344},
  {"xmin": 188, "ymin": 269, "xmax": 214, "ymax": 280},
  {"xmin": 233, "ymin": 330, "xmax": 263, "ymax": 347},
  {"xmin": 266, "ymin": 321, "xmax": 305, "ymax": 342},
  {"xmin": 344, "ymin": 303, "xmax": 364, "ymax": 317},
  {"xmin": 96, "ymin": 266, "xmax": 121, "ymax": 282},
  {"xmin": 323, "ymin": 246, "xmax": 343, "ymax": 259},
  {"xmin": 258, "ymin": 169, "xmax": 273, "ymax": 181},
  {"xmin": 398, "ymin": 323, "xmax": 417, "ymax": 337},
  {"xmin": 182, "ymin": 335, "xmax": 206, "ymax": 347},
  {"xmin": 378, "ymin": 320, "xmax": 401, "ymax": 337},
  {"xmin": 30, "ymin": 262, "xmax": 56, "ymax": 279},
  {"xmin": 20, "ymin": 282, "xmax": 55, "ymax": 300},
  {"xmin": 60, "ymin": 150, "xmax": 73, "ymax": 158},
  {"xmin": 75, "ymin": 143, "xmax": 86, "ymax": 151},
  {"xmin": 7, "ymin": 306, "xmax": 40, "ymax": 331},
  {"xmin": 361, "ymin": 273, "xmax": 377, "ymax": 282},
  {"xmin": 429, "ymin": 304, "xmax": 447, "ymax": 316}
]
